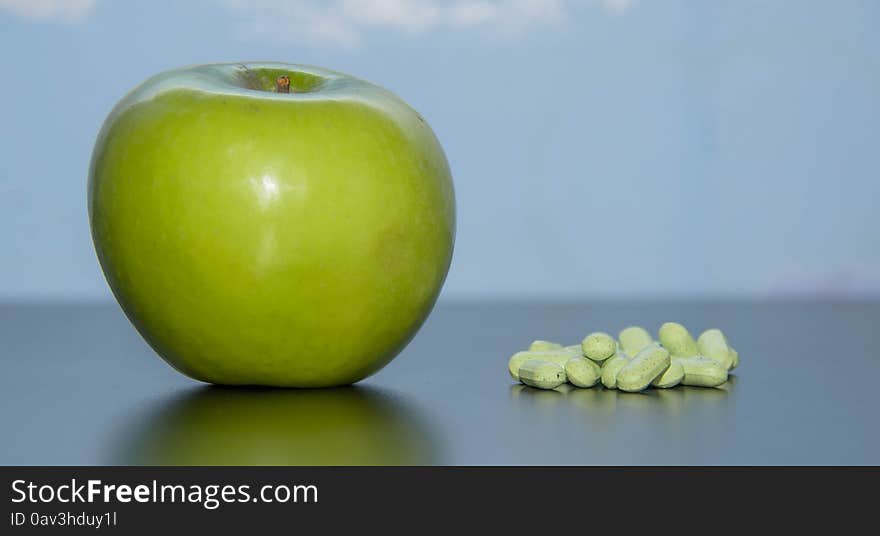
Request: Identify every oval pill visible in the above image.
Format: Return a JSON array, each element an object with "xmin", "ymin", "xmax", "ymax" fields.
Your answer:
[
  {"xmin": 618, "ymin": 326, "xmax": 653, "ymax": 357},
  {"xmin": 529, "ymin": 340, "xmax": 563, "ymax": 352},
  {"xmin": 697, "ymin": 329, "xmax": 733, "ymax": 370},
  {"xmin": 564, "ymin": 344, "xmax": 584, "ymax": 357},
  {"xmin": 519, "ymin": 360, "xmax": 567, "ymax": 390},
  {"xmin": 658, "ymin": 322, "xmax": 699, "ymax": 357},
  {"xmin": 565, "ymin": 357, "xmax": 601, "ymax": 388},
  {"xmin": 652, "ymin": 359, "xmax": 684, "ymax": 388},
  {"xmin": 617, "ymin": 345, "xmax": 671, "ymax": 393},
  {"xmin": 601, "ymin": 353, "xmax": 630, "ymax": 389},
  {"xmin": 581, "ymin": 332, "xmax": 617, "ymax": 362},
  {"xmin": 508, "ymin": 350, "xmax": 573, "ymax": 380},
  {"xmin": 675, "ymin": 356, "xmax": 728, "ymax": 387},
  {"xmin": 508, "ymin": 351, "xmax": 532, "ymax": 380},
  {"xmin": 534, "ymin": 350, "xmax": 579, "ymax": 369},
  {"xmin": 729, "ymin": 347, "xmax": 739, "ymax": 370}
]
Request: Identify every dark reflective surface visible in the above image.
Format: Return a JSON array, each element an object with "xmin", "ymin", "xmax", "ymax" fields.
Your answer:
[
  {"xmin": 112, "ymin": 386, "xmax": 441, "ymax": 466},
  {"xmin": 506, "ymin": 379, "xmax": 737, "ymax": 464},
  {"xmin": 2, "ymin": 301, "xmax": 879, "ymax": 465}
]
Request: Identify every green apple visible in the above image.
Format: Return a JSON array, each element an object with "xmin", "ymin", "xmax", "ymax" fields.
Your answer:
[
  {"xmin": 89, "ymin": 63, "xmax": 455, "ymax": 387},
  {"xmin": 115, "ymin": 387, "xmax": 440, "ymax": 465}
]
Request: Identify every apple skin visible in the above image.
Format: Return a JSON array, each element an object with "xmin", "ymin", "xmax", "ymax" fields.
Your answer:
[{"xmin": 88, "ymin": 63, "xmax": 455, "ymax": 387}]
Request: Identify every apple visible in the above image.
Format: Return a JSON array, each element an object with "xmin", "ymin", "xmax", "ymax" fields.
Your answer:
[
  {"xmin": 88, "ymin": 63, "xmax": 455, "ymax": 387},
  {"xmin": 115, "ymin": 387, "xmax": 441, "ymax": 465}
]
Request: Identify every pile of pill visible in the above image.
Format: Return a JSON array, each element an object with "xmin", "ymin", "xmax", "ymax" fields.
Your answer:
[{"xmin": 507, "ymin": 323, "xmax": 738, "ymax": 392}]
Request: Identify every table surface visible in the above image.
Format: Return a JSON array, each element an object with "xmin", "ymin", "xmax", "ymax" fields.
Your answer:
[{"xmin": 1, "ymin": 300, "xmax": 878, "ymax": 465}]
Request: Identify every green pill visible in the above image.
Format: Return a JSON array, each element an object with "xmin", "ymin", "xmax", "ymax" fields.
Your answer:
[
  {"xmin": 565, "ymin": 357, "xmax": 602, "ymax": 388},
  {"xmin": 658, "ymin": 322, "xmax": 699, "ymax": 357},
  {"xmin": 617, "ymin": 345, "xmax": 671, "ymax": 393},
  {"xmin": 600, "ymin": 352, "xmax": 630, "ymax": 389},
  {"xmin": 697, "ymin": 329, "xmax": 733, "ymax": 370},
  {"xmin": 581, "ymin": 332, "xmax": 617, "ymax": 362},
  {"xmin": 538, "ymin": 350, "xmax": 579, "ymax": 369},
  {"xmin": 529, "ymin": 340, "xmax": 563, "ymax": 352},
  {"xmin": 651, "ymin": 359, "xmax": 684, "ymax": 388},
  {"xmin": 519, "ymin": 360, "xmax": 567, "ymax": 390},
  {"xmin": 508, "ymin": 350, "xmax": 573, "ymax": 380},
  {"xmin": 618, "ymin": 326, "xmax": 654, "ymax": 357},
  {"xmin": 674, "ymin": 356, "xmax": 728, "ymax": 387},
  {"xmin": 564, "ymin": 344, "xmax": 584, "ymax": 357},
  {"xmin": 729, "ymin": 347, "xmax": 739, "ymax": 370},
  {"xmin": 508, "ymin": 351, "xmax": 531, "ymax": 380}
]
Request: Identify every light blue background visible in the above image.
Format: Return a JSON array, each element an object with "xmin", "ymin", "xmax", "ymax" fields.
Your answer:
[{"xmin": 1, "ymin": 0, "xmax": 878, "ymax": 302}]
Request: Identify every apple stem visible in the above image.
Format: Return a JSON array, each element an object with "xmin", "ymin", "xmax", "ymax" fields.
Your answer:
[{"xmin": 276, "ymin": 76, "xmax": 291, "ymax": 94}]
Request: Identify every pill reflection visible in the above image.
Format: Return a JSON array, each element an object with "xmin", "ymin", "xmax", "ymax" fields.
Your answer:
[
  {"xmin": 568, "ymin": 387, "xmax": 618, "ymax": 416},
  {"xmin": 113, "ymin": 386, "xmax": 441, "ymax": 466},
  {"xmin": 510, "ymin": 377, "xmax": 734, "ymax": 418},
  {"xmin": 507, "ymin": 376, "xmax": 735, "ymax": 463},
  {"xmin": 509, "ymin": 383, "xmax": 567, "ymax": 408},
  {"xmin": 654, "ymin": 387, "xmax": 685, "ymax": 414}
]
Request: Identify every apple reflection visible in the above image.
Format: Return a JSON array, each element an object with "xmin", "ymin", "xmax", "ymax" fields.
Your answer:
[{"xmin": 115, "ymin": 386, "xmax": 442, "ymax": 465}]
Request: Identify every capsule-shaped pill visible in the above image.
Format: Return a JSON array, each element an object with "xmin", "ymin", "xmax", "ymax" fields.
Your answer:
[
  {"xmin": 658, "ymin": 322, "xmax": 699, "ymax": 357},
  {"xmin": 617, "ymin": 345, "xmax": 671, "ymax": 393},
  {"xmin": 618, "ymin": 326, "xmax": 654, "ymax": 357},
  {"xmin": 697, "ymin": 329, "xmax": 733, "ymax": 370},
  {"xmin": 508, "ymin": 351, "xmax": 531, "ymax": 380},
  {"xmin": 729, "ymin": 347, "xmax": 739, "ymax": 370},
  {"xmin": 519, "ymin": 360, "xmax": 567, "ymax": 390},
  {"xmin": 581, "ymin": 332, "xmax": 617, "ymax": 362},
  {"xmin": 674, "ymin": 356, "xmax": 728, "ymax": 387},
  {"xmin": 529, "ymin": 340, "xmax": 563, "ymax": 352},
  {"xmin": 600, "ymin": 353, "xmax": 630, "ymax": 389},
  {"xmin": 537, "ymin": 350, "xmax": 579, "ymax": 369},
  {"xmin": 508, "ymin": 350, "xmax": 573, "ymax": 380},
  {"xmin": 651, "ymin": 359, "xmax": 684, "ymax": 388},
  {"xmin": 565, "ymin": 357, "xmax": 602, "ymax": 388},
  {"xmin": 564, "ymin": 344, "xmax": 584, "ymax": 357}
]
